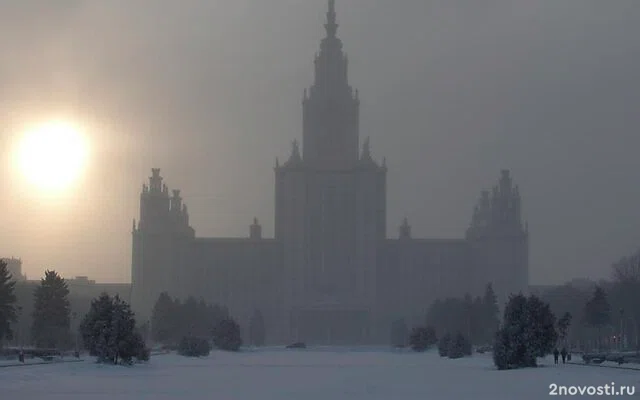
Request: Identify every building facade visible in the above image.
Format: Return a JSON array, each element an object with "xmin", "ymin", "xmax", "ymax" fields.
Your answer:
[
  {"xmin": 2, "ymin": 257, "xmax": 26, "ymax": 281},
  {"xmin": 131, "ymin": 1, "xmax": 529, "ymax": 345}
]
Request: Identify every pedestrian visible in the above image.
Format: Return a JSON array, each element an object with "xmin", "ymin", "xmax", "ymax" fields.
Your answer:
[
  {"xmin": 561, "ymin": 347, "xmax": 567, "ymax": 364},
  {"xmin": 553, "ymin": 348, "xmax": 559, "ymax": 364}
]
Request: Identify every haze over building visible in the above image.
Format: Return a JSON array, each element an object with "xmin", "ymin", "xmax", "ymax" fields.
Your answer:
[{"xmin": 131, "ymin": 1, "xmax": 528, "ymax": 344}]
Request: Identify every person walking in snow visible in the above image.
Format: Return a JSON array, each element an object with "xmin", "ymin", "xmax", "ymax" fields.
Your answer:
[
  {"xmin": 560, "ymin": 347, "xmax": 567, "ymax": 364},
  {"xmin": 553, "ymin": 348, "xmax": 560, "ymax": 364}
]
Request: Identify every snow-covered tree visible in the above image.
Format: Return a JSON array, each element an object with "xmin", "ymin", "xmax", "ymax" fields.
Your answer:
[
  {"xmin": 557, "ymin": 312, "xmax": 572, "ymax": 345},
  {"xmin": 178, "ymin": 336, "xmax": 211, "ymax": 357},
  {"xmin": 448, "ymin": 332, "xmax": 472, "ymax": 359},
  {"xmin": 409, "ymin": 326, "xmax": 437, "ymax": 352},
  {"xmin": 438, "ymin": 333, "xmax": 452, "ymax": 357},
  {"xmin": 213, "ymin": 317, "xmax": 242, "ymax": 352},
  {"xmin": 151, "ymin": 293, "xmax": 230, "ymax": 347},
  {"xmin": 481, "ymin": 283, "xmax": 500, "ymax": 343},
  {"xmin": 493, "ymin": 294, "xmax": 557, "ymax": 370},
  {"xmin": 31, "ymin": 270, "xmax": 71, "ymax": 349},
  {"xmin": 80, "ymin": 293, "xmax": 148, "ymax": 365},
  {"xmin": 151, "ymin": 292, "xmax": 176, "ymax": 344},
  {"xmin": 584, "ymin": 286, "xmax": 610, "ymax": 349},
  {"xmin": 0, "ymin": 260, "xmax": 17, "ymax": 347}
]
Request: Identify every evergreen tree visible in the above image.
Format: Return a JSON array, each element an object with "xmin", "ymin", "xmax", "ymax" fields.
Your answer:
[
  {"xmin": 482, "ymin": 283, "xmax": 500, "ymax": 344},
  {"xmin": 438, "ymin": 333, "xmax": 452, "ymax": 357},
  {"xmin": 584, "ymin": 286, "xmax": 611, "ymax": 349},
  {"xmin": 409, "ymin": 326, "xmax": 437, "ymax": 352},
  {"xmin": 249, "ymin": 309, "xmax": 266, "ymax": 347},
  {"xmin": 212, "ymin": 317, "xmax": 242, "ymax": 351},
  {"xmin": 0, "ymin": 260, "xmax": 17, "ymax": 347},
  {"xmin": 448, "ymin": 332, "xmax": 472, "ymax": 359},
  {"xmin": 178, "ymin": 335, "xmax": 211, "ymax": 357},
  {"xmin": 151, "ymin": 292, "xmax": 177, "ymax": 345},
  {"xmin": 80, "ymin": 293, "xmax": 148, "ymax": 365},
  {"xmin": 493, "ymin": 294, "xmax": 557, "ymax": 370},
  {"xmin": 390, "ymin": 318, "xmax": 409, "ymax": 347},
  {"xmin": 557, "ymin": 312, "xmax": 572, "ymax": 345},
  {"xmin": 31, "ymin": 270, "xmax": 71, "ymax": 349}
]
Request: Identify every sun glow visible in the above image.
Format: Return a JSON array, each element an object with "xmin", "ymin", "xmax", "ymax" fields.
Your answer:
[{"xmin": 13, "ymin": 120, "xmax": 90, "ymax": 194}]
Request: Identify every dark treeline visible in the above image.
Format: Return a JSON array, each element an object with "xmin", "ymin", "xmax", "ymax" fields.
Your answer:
[
  {"xmin": 425, "ymin": 283, "xmax": 500, "ymax": 346},
  {"xmin": 0, "ymin": 262, "xmax": 148, "ymax": 365},
  {"xmin": 151, "ymin": 292, "xmax": 242, "ymax": 352},
  {"xmin": 537, "ymin": 249, "xmax": 640, "ymax": 351},
  {"xmin": 151, "ymin": 292, "xmax": 229, "ymax": 345}
]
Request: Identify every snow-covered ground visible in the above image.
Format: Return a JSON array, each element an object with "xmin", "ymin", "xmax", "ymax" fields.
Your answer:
[{"xmin": 1, "ymin": 347, "xmax": 639, "ymax": 399}]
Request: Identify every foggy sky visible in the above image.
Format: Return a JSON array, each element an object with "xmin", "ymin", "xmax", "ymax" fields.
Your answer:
[{"xmin": 0, "ymin": 0, "xmax": 639, "ymax": 285}]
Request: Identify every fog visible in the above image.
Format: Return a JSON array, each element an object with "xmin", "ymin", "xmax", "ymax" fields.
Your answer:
[{"xmin": 0, "ymin": 0, "xmax": 638, "ymax": 284}]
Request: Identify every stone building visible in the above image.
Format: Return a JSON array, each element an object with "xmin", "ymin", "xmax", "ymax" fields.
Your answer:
[{"xmin": 131, "ymin": 1, "xmax": 528, "ymax": 345}]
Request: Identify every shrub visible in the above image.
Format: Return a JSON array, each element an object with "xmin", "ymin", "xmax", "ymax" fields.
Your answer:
[{"xmin": 178, "ymin": 336, "xmax": 211, "ymax": 357}]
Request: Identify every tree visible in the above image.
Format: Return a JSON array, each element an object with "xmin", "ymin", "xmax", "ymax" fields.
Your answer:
[
  {"xmin": 31, "ymin": 270, "xmax": 71, "ymax": 349},
  {"xmin": 584, "ymin": 286, "xmax": 611, "ymax": 349},
  {"xmin": 178, "ymin": 336, "xmax": 211, "ymax": 357},
  {"xmin": 80, "ymin": 293, "xmax": 148, "ymax": 365},
  {"xmin": 151, "ymin": 292, "xmax": 175, "ymax": 345},
  {"xmin": 212, "ymin": 317, "xmax": 242, "ymax": 351},
  {"xmin": 409, "ymin": 326, "xmax": 437, "ymax": 352},
  {"xmin": 448, "ymin": 332, "xmax": 472, "ymax": 359},
  {"xmin": 481, "ymin": 283, "xmax": 500, "ymax": 344},
  {"xmin": 557, "ymin": 312, "xmax": 572, "ymax": 345},
  {"xmin": 0, "ymin": 260, "xmax": 17, "ymax": 348},
  {"xmin": 493, "ymin": 294, "xmax": 557, "ymax": 370},
  {"xmin": 151, "ymin": 293, "xmax": 231, "ymax": 347},
  {"xmin": 390, "ymin": 318, "xmax": 408, "ymax": 347},
  {"xmin": 249, "ymin": 309, "xmax": 266, "ymax": 347},
  {"xmin": 438, "ymin": 333, "xmax": 452, "ymax": 357},
  {"xmin": 611, "ymin": 252, "xmax": 640, "ymax": 349}
]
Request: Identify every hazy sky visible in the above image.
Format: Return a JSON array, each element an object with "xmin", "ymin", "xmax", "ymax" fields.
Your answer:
[{"xmin": 0, "ymin": 0, "xmax": 638, "ymax": 284}]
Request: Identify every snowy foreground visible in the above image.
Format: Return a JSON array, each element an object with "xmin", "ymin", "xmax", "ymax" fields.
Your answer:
[{"xmin": 1, "ymin": 347, "xmax": 639, "ymax": 399}]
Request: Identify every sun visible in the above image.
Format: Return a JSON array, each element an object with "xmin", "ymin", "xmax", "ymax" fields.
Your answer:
[{"xmin": 14, "ymin": 120, "xmax": 90, "ymax": 193}]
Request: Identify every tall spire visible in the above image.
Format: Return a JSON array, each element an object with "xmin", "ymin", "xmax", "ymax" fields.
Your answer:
[{"xmin": 325, "ymin": 0, "xmax": 338, "ymax": 38}]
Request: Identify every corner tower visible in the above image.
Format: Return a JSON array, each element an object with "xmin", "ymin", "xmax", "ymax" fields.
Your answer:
[
  {"xmin": 466, "ymin": 170, "xmax": 529, "ymax": 307},
  {"xmin": 131, "ymin": 169, "xmax": 195, "ymax": 320}
]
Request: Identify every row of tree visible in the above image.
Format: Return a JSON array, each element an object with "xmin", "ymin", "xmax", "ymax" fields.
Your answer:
[
  {"xmin": 150, "ymin": 292, "xmax": 255, "ymax": 352},
  {"xmin": 425, "ymin": 283, "xmax": 500, "ymax": 346},
  {"xmin": 0, "ymin": 260, "xmax": 149, "ymax": 365},
  {"xmin": 0, "ymin": 264, "xmax": 74, "ymax": 350}
]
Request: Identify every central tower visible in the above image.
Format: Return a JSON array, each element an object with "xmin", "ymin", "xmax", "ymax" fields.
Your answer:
[
  {"xmin": 275, "ymin": 0, "xmax": 386, "ymax": 344},
  {"xmin": 303, "ymin": 0, "xmax": 360, "ymax": 170}
]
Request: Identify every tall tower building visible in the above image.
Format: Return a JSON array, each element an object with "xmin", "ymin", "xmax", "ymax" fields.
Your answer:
[
  {"xmin": 275, "ymin": 0, "xmax": 386, "ymax": 344},
  {"xmin": 131, "ymin": 0, "xmax": 529, "ymax": 345}
]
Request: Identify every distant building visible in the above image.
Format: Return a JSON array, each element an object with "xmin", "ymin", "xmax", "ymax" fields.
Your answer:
[
  {"xmin": 2, "ymin": 257, "xmax": 26, "ymax": 281},
  {"xmin": 131, "ymin": 1, "xmax": 529, "ymax": 344}
]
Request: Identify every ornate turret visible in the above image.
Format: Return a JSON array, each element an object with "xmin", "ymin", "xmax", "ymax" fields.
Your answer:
[
  {"xmin": 399, "ymin": 217, "xmax": 412, "ymax": 240},
  {"xmin": 467, "ymin": 170, "xmax": 525, "ymax": 238},
  {"xmin": 283, "ymin": 139, "xmax": 303, "ymax": 168},
  {"xmin": 466, "ymin": 169, "xmax": 529, "ymax": 306},
  {"xmin": 302, "ymin": 0, "xmax": 360, "ymax": 169},
  {"xmin": 250, "ymin": 217, "xmax": 262, "ymax": 239}
]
